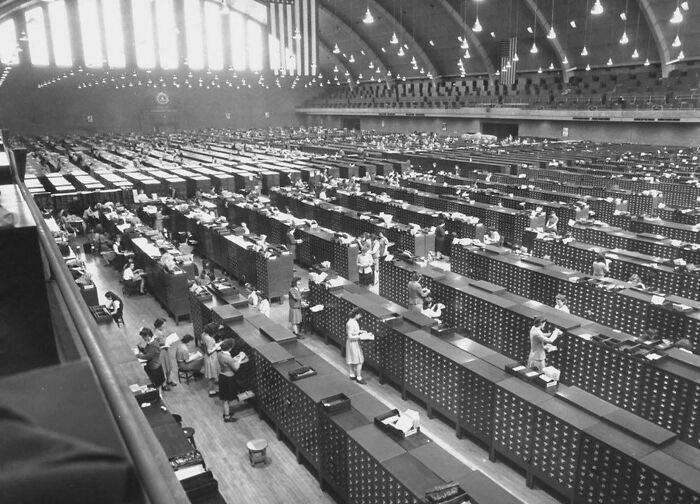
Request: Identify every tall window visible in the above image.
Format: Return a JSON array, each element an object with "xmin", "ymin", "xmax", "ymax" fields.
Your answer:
[
  {"xmin": 25, "ymin": 7, "xmax": 49, "ymax": 66},
  {"xmin": 0, "ymin": 19, "xmax": 19, "ymax": 65},
  {"xmin": 78, "ymin": 0, "xmax": 103, "ymax": 68},
  {"xmin": 132, "ymin": 0, "xmax": 156, "ymax": 68},
  {"xmin": 156, "ymin": 0, "xmax": 178, "ymax": 69},
  {"xmin": 47, "ymin": 1, "xmax": 73, "ymax": 67},
  {"xmin": 247, "ymin": 19, "xmax": 263, "ymax": 71},
  {"xmin": 102, "ymin": 0, "xmax": 125, "ymax": 68},
  {"xmin": 230, "ymin": 11, "xmax": 246, "ymax": 70},
  {"xmin": 184, "ymin": 0, "xmax": 204, "ymax": 70},
  {"xmin": 203, "ymin": 1, "xmax": 223, "ymax": 70}
]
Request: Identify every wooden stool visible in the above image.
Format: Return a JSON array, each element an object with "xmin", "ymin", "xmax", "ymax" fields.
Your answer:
[{"xmin": 246, "ymin": 438, "xmax": 268, "ymax": 467}]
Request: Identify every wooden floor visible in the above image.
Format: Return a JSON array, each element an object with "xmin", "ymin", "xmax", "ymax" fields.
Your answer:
[{"xmin": 84, "ymin": 249, "xmax": 561, "ymax": 504}]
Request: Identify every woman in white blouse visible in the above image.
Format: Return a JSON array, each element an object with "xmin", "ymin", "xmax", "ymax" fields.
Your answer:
[{"xmin": 345, "ymin": 308, "xmax": 366, "ymax": 384}]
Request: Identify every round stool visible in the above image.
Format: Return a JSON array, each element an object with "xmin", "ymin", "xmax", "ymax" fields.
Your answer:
[
  {"xmin": 246, "ymin": 438, "xmax": 268, "ymax": 467},
  {"xmin": 182, "ymin": 427, "xmax": 196, "ymax": 449}
]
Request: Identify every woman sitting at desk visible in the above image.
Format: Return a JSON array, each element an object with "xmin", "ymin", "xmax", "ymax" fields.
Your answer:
[
  {"xmin": 545, "ymin": 211, "xmax": 559, "ymax": 234},
  {"xmin": 175, "ymin": 335, "xmax": 204, "ymax": 374},
  {"xmin": 123, "ymin": 259, "xmax": 146, "ymax": 294},
  {"xmin": 159, "ymin": 247, "xmax": 177, "ymax": 272},
  {"xmin": 554, "ymin": 294, "xmax": 570, "ymax": 313},
  {"xmin": 483, "ymin": 228, "xmax": 502, "ymax": 246}
]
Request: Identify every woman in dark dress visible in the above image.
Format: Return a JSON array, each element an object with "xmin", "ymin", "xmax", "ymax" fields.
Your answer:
[
  {"xmin": 288, "ymin": 278, "xmax": 304, "ymax": 338},
  {"xmin": 218, "ymin": 339, "xmax": 248, "ymax": 423}
]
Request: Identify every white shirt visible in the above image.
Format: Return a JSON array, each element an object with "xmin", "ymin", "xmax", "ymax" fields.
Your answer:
[
  {"xmin": 346, "ymin": 318, "xmax": 360, "ymax": 340},
  {"xmin": 123, "ymin": 267, "xmax": 135, "ymax": 281},
  {"xmin": 555, "ymin": 303, "xmax": 570, "ymax": 313},
  {"xmin": 257, "ymin": 299, "xmax": 271, "ymax": 318}
]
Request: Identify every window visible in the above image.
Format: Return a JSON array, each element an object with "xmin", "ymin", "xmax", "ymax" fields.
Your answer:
[
  {"xmin": 247, "ymin": 19, "xmax": 263, "ymax": 71},
  {"xmin": 230, "ymin": 11, "xmax": 246, "ymax": 70},
  {"xmin": 204, "ymin": 0, "xmax": 223, "ymax": 70},
  {"xmin": 230, "ymin": 0, "xmax": 267, "ymax": 24},
  {"xmin": 78, "ymin": 0, "xmax": 103, "ymax": 68},
  {"xmin": 156, "ymin": 0, "xmax": 178, "ymax": 69},
  {"xmin": 132, "ymin": 0, "xmax": 156, "ymax": 68},
  {"xmin": 102, "ymin": 0, "xmax": 125, "ymax": 68},
  {"xmin": 48, "ymin": 0, "xmax": 73, "ymax": 67},
  {"xmin": 184, "ymin": 0, "xmax": 204, "ymax": 70},
  {"xmin": 0, "ymin": 19, "xmax": 19, "ymax": 65},
  {"xmin": 25, "ymin": 7, "xmax": 49, "ymax": 66}
]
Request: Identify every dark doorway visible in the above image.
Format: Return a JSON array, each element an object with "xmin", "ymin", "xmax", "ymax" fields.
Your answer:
[
  {"xmin": 340, "ymin": 117, "xmax": 361, "ymax": 130},
  {"xmin": 481, "ymin": 122, "xmax": 518, "ymax": 139}
]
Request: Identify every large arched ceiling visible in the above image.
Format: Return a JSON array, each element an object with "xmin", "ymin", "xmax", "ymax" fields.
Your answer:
[{"xmin": 0, "ymin": 0, "xmax": 697, "ymax": 80}]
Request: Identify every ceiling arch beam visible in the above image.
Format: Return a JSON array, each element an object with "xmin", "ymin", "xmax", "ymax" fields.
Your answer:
[
  {"xmin": 433, "ymin": 0, "xmax": 496, "ymax": 76},
  {"xmin": 368, "ymin": 0, "xmax": 437, "ymax": 76},
  {"xmin": 318, "ymin": 35, "xmax": 357, "ymax": 81},
  {"xmin": 634, "ymin": 0, "xmax": 671, "ymax": 77},
  {"xmin": 520, "ymin": 0, "xmax": 570, "ymax": 79},
  {"xmin": 318, "ymin": 1, "xmax": 391, "ymax": 75}
]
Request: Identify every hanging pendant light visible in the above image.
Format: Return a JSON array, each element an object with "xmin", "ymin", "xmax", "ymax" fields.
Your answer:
[
  {"xmin": 547, "ymin": 26, "xmax": 556, "ymax": 39},
  {"xmin": 591, "ymin": 0, "xmax": 604, "ymax": 15},
  {"xmin": 670, "ymin": 7, "xmax": 683, "ymax": 24},
  {"xmin": 537, "ymin": 67, "xmax": 543, "ymax": 73},
  {"xmin": 427, "ymin": 72, "xmax": 433, "ymax": 79},
  {"xmin": 461, "ymin": 38, "xmax": 469, "ymax": 50},
  {"xmin": 390, "ymin": 32, "xmax": 399, "ymax": 44},
  {"xmin": 333, "ymin": 43, "xmax": 340, "ymax": 54},
  {"xmin": 585, "ymin": 64, "xmax": 591, "ymax": 71},
  {"xmin": 619, "ymin": 31, "xmax": 629, "ymax": 45},
  {"xmin": 419, "ymin": 67, "xmax": 425, "ymax": 74},
  {"xmin": 362, "ymin": 8, "xmax": 374, "ymax": 24},
  {"xmin": 473, "ymin": 16, "xmax": 482, "ymax": 33},
  {"xmin": 570, "ymin": 20, "xmax": 577, "ymax": 28},
  {"xmin": 672, "ymin": 35, "xmax": 682, "ymax": 47},
  {"xmin": 387, "ymin": 70, "xmax": 392, "ymax": 77},
  {"xmin": 344, "ymin": 70, "xmax": 349, "ymax": 76},
  {"xmin": 677, "ymin": 50, "xmax": 685, "ymax": 60},
  {"xmin": 606, "ymin": 57, "xmax": 613, "ymax": 66},
  {"xmin": 349, "ymin": 54, "xmax": 355, "ymax": 63},
  {"xmin": 333, "ymin": 65, "xmax": 339, "ymax": 73},
  {"xmin": 512, "ymin": 53, "xmax": 519, "ymax": 62},
  {"xmin": 505, "ymin": 60, "xmax": 511, "ymax": 69},
  {"xmin": 581, "ymin": 46, "xmax": 589, "ymax": 56},
  {"xmin": 397, "ymin": 47, "xmax": 405, "ymax": 56},
  {"xmin": 530, "ymin": 42, "xmax": 538, "ymax": 54},
  {"xmin": 463, "ymin": 49, "xmax": 471, "ymax": 59},
  {"xmin": 631, "ymin": 48, "xmax": 639, "ymax": 59},
  {"xmin": 562, "ymin": 55, "xmax": 569, "ymax": 65},
  {"xmin": 495, "ymin": 70, "xmax": 500, "ymax": 76},
  {"xmin": 549, "ymin": 62, "xmax": 555, "ymax": 70},
  {"xmin": 368, "ymin": 61, "xmax": 374, "ymax": 69},
  {"xmin": 643, "ymin": 58, "xmax": 650, "ymax": 66},
  {"xmin": 681, "ymin": 2, "xmax": 689, "ymax": 11}
]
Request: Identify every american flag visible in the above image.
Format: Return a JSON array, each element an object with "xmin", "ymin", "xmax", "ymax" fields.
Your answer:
[{"xmin": 267, "ymin": 0, "xmax": 318, "ymax": 76}]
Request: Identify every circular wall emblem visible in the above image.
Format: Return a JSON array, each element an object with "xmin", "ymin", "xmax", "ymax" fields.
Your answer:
[{"xmin": 155, "ymin": 92, "xmax": 170, "ymax": 105}]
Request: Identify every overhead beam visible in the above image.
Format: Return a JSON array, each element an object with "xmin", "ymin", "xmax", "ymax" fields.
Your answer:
[
  {"xmin": 635, "ymin": 0, "xmax": 671, "ymax": 77},
  {"xmin": 433, "ymin": 0, "xmax": 496, "ymax": 76},
  {"xmin": 318, "ymin": 34, "xmax": 357, "ymax": 81},
  {"xmin": 317, "ymin": 1, "xmax": 390, "ymax": 74},
  {"xmin": 520, "ymin": 0, "xmax": 569, "ymax": 79},
  {"xmin": 368, "ymin": 0, "xmax": 437, "ymax": 76}
]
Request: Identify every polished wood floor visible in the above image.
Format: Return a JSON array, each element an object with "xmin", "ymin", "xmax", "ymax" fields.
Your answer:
[{"xmin": 84, "ymin": 250, "xmax": 560, "ymax": 504}]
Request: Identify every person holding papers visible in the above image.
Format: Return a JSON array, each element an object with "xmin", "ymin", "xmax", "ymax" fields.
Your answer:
[
  {"xmin": 346, "ymin": 308, "xmax": 368, "ymax": 385},
  {"xmin": 175, "ymin": 335, "xmax": 204, "ymax": 374},
  {"xmin": 154, "ymin": 318, "xmax": 178, "ymax": 387},
  {"xmin": 554, "ymin": 294, "xmax": 570, "ymax": 313},
  {"xmin": 545, "ymin": 211, "xmax": 559, "ymax": 234},
  {"xmin": 218, "ymin": 339, "xmax": 249, "ymax": 423},
  {"xmin": 527, "ymin": 317, "xmax": 558, "ymax": 372},
  {"xmin": 135, "ymin": 327, "xmax": 167, "ymax": 391},
  {"xmin": 256, "ymin": 292, "xmax": 271, "ymax": 318},
  {"xmin": 159, "ymin": 247, "xmax": 177, "ymax": 272}
]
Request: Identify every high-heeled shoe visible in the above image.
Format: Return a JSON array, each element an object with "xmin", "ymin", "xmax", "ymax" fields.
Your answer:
[{"xmin": 223, "ymin": 414, "xmax": 237, "ymax": 423}]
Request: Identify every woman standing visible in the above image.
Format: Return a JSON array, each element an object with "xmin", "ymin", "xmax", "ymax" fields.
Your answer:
[
  {"xmin": 592, "ymin": 253, "xmax": 610, "ymax": 279},
  {"xmin": 154, "ymin": 318, "xmax": 177, "ymax": 388},
  {"xmin": 201, "ymin": 323, "xmax": 220, "ymax": 397},
  {"xmin": 136, "ymin": 327, "xmax": 167, "ymax": 391},
  {"xmin": 554, "ymin": 294, "xmax": 570, "ymax": 313},
  {"xmin": 288, "ymin": 278, "xmax": 304, "ymax": 338},
  {"xmin": 357, "ymin": 246, "xmax": 374, "ymax": 286},
  {"xmin": 345, "ymin": 308, "xmax": 366, "ymax": 384},
  {"xmin": 527, "ymin": 317, "xmax": 556, "ymax": 372},
  {"xmin": 257, "ymin": 292, "xmax": 271, "ymax": 318},
  {"xmin": 218, "ymin": 339, "xmax": 248, "ymax": 423}
]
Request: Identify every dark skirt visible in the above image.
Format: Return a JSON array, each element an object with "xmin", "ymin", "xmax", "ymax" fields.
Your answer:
[
  {"xmin": 359, "ymin": 268, "xmax": 374, "ymax": 286},
  {"xmin": 218, "ymin": 373, "xmax": 239, "ymax": 401},
  {"xmin": 145, "ymin": 365, "xmax": 166, "ymax": 388}
]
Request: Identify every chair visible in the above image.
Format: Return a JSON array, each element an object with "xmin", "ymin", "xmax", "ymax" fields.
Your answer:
[
  {"xmin": 246, "ymin": 439, "xmax": 268, "ymax": 467},
  {"xmin": 113, "ymin": 312, "xmax": 125, "ymax": 327},
  {"xmin": 178, "ymin": 367, "xmax": 198, "ymax": 384}
]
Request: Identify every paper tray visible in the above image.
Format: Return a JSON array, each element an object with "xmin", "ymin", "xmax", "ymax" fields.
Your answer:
[
  {"xmin": 319, "ymin": 393, "xmax": 351, "ymax": 413},
  {"xmin": 374, "ymin": 409, "xmax": 419, "ymax": 439}
]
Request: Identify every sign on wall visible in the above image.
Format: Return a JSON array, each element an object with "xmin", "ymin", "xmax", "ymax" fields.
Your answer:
[
  {"xmin": 562, "ymin": 127, "xmax": 569, "ymax": 138},
  {"xmin": 155, "ymin": 92, "xmax": 170, "ymax": 106}
]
